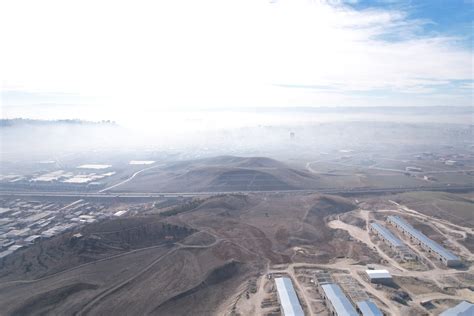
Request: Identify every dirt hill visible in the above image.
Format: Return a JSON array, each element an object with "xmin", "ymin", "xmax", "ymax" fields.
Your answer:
[{"xmin": 115, "ymin": 156, "xmax": 320, "ymax": 192}]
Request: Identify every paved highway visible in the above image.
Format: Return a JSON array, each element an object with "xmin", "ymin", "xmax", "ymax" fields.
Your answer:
[{"xmin": 1, "ymin": 185, "xmax": 473, "ymax": 200}]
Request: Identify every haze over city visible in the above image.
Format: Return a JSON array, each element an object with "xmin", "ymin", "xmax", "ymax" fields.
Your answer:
[{"xmin": 1, "ymin": 0, "xmax": 473, "ymax": 130}]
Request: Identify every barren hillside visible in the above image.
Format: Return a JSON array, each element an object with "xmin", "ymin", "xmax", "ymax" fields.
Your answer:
[
  {"xmin": 0, "ymin": 193, "xmax": 370, "ymax": 315},
  {"xmin": 114, "ymin": 156, "xmax": 321, "ymax": 192}
]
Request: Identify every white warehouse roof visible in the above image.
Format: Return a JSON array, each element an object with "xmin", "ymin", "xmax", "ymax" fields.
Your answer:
[
  {"xmin": 356, "ymin": 300, "xmax": 383, "ymax": 316},
  {"xmin": 370, "ymin": 223, "xmax": 405, "ymax": 247},
  {"xmin": 275, "ymin": 277, "xmax": 304, "ymax": 316},
  {"xmin": 387, "ymin": 216, "xmax": 460, "ymax": 261},
  {"xmin": 366, "ymin": 269, "xmax": 392, "ymax": 279},
  {"xmin": 321, "ymin": 283, "xmax": 358, "ymax": 316}
]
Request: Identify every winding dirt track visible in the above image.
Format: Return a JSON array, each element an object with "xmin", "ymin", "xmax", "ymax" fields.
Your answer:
[
  {"xmin": 328, "ymin": 217, "xmax": 407, "ymax": 272},
  {"xmin": 75, "ymin": 231, "xmax": 222, "ymax": 315}
]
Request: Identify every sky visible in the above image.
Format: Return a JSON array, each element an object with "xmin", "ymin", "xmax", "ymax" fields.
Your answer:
[{"xmin": 0, "ymin": 0, "xmax": 473, "ymax": 127}]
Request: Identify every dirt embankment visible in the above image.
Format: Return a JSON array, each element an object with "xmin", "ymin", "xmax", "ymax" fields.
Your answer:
[
  {"xmin": 10, "ymin": 283, "xmax": 99, "ymax": 316},
  {"xmin": 152, "ymin": 260, "xmax": 254, "ymax": 316},
  {"xmin": 0, "ymin": 217, "xmax": 194, "ymax": 281}
]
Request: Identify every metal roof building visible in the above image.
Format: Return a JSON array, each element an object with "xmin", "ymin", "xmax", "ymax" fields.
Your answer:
[
  {"xmin": 370, "ymin": 222, "xmax": 417, "ymax": 261},
  {"xmin": 274, "ymin": 277, "xmax": 305, "ymax": 316},
  {"xmin": 356, "ymin": 300, "xmax": 383, "ymax": 316},
  {"xmin": 387, "ymin": 215, "xmax": 461, "ymax": 267},
  {"xmin": 320, "ymin": 283, "xmax": 358, "ymax": 316},
  {"xmin": 366, "ymin": 269, "xmax": 391, "ymax": 278},
  {"xmin": 365, "ymin": 269, "xmax": 392, "ymax": 285},
  {"xmin": 370, "ymin": 223, "xmax": 404, "ymax": 247},
  {"xmin": 440, "ymin": 301, "xmax": 474, "ymax": 316}
]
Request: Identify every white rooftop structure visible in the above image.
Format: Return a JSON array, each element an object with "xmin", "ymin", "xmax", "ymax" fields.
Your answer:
[
  {"xmin": 24, "ymin": 212, "xmax": 52, "ymax": 223},
  {"xmin": 6, "ymin": 228, "xmax": 30, "ymax": 237},
  {"xmin": 129, "ymin": 160, "xmax": 155, "ymax": 165},
  {"xmin": 24, "ymin": 235, "xmax": 41, "ymax": 243},
  {"xmin": 440, "ymin": 301, "xmax": 474, "ymax": 316},
  {"xmin": 77, "ymin": 164, "xmax": 112, "ymax": 169},
  {"xmin": 114, "ymin": 210, "xmax": 127, "ymax": 217},
  {"xmin": 356, "ymin": 300, "xmax": 383, "ymax": 316},
  {"xmin": 79, "ymin": 215, "xmax": 95, "ymax": 220},
  {"xmin": 320, "ymin": 283, "xmax": 358, "ymax": 316},
  {"xmin": 31, "ymin": 170, "xmax": 69, "ymax": 182},
  {"xmin": 8, "ymin": 244, "xmax": 24, "ymax": 251},
  {"xmin": 63, "ymin": 172, "xmax": 115, "ymax": 184},
  {"xmin": 0, "ymin": 208, "xmax": 11, "ymax": 215},
  {"xmin": 387, "ymin": 215, "xmax": 460, "ymax": 265},
  {"xmin": 38, "ymin": 160, "xmax": 56, "ymax": 164},
  {"xmin": 366, "ymin": 269, "xmax": 391, "ymax": 280},
  {"xmin": 275, "ymin": 277, "xmax": 305, "ymax": 316},
  {"xmin": 370, "ymin": 223, "xmax": 405, "ymax": 247}
]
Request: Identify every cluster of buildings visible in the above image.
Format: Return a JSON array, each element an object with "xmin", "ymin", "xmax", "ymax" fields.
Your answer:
[
  {"xmin": 274, "ymin": 270, "xmax": 469, "ymax": 316},
  {"xmin": 274, "ymin": 272, "xmax": 385, "ymax": 316},
  {"xmin": 273, "ymin": 208, "xmax": 467, "ymax": 315},
  {"xmin": 0, "ymin": 198, "xmax": 125, "ymax": 260},
  {"xmin": 370, "ymin": 223, "xmax": 417, "ymax": 262},
  {"xmin": 315, "ymin": 271, "xmax": 383, "ymax": 316},
  {"xmin": 273, "ymin": 215, "xmax": 465, "ymax": 315},
  {"xmin": 386, "ymin": 216, "xmax": 461, "ymax": 267},
  {"xmin": 370, "ymin": 216, "xmax": 461, "ymax": 267},
  {"xmin": 0, "ymin": 165, "xmax": 116, "ymax": 191},
  {"xmin": 414, "ymin": 151, "xmax": 468, "ymax": 167}
]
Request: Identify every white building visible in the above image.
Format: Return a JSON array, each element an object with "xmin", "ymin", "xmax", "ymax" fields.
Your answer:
[
  {"xmin": 366, "ymin": 269, "xmax": 392, "ymax": 285},
  {"xmin": 387, "ymin": 216, "xmax": 461, "ymax": 267},
  {"xmin": 274, "ymin": 277, "xmax": 305, "ymax": 316}
]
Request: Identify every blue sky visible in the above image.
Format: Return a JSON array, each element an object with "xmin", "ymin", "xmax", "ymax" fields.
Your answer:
[
  {"xmin": 350, "ymin": 0, "xmax": 473, "ymax": 44},
  {"xmin": 0, "ymin": 0, "xmax": 472, "ymax": 125}
]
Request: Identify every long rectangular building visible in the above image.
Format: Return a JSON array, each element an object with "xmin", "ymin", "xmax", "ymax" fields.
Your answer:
[
  {"xmin": 370, "ymin": 222, "xmax": 404, "ymax": 248},
  {"xmin": 356, "ymin": 300, "xmax": 383, "ymax": 316},
  {"xmin": 274, "ymin": 277, "xmax": 305, "ymax": 316},
  {"xmin": 370, "ymin": 222, "xmax": 416, "ymax": 261},
  {"xmin": 387, "ymin": 215, "xmax": 461, "ymax": 267},
  {"xmin": 319, "ymin": 283, "xmax": 358, "ymax": 316},
  {"xmin": 366, "ymin": 269, "xmax": 392, "ymax": 285}
]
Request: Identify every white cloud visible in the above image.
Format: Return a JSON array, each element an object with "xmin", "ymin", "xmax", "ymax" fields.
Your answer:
[{"xmin": 0, "ymin": 0, "xmax": 472, "ymax": 123}]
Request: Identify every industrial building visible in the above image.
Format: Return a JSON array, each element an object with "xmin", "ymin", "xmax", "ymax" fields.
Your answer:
[
  {"xmin": 335, "ymin": 274, "xmax": 384, "ymax": 316},
  {"xmin": 356, "ymin": 300, "xmax": 383, "ymax": 316},
  {"xmin": 440, "ymin": 301, "xmax": 474, "ymax": 316},
  {"xmin": 365, "ymin": 269, "xmax": 392, "ymax": 285},
  {"xmin": 370, "ymin": 223, "xmax": 416, "ymax": 261},
  {"xmin": 318, "ymin": 283, "xmax": 358, "ymax": 316},
  {"xmin": 316, "ymin": 271, "xmax": 383, "ymax": 316},
  {"xmin": 387, "ymin": 216, "xmax": 461, "ymax": 267},
  {"xmin": 274, "ymin": 277, "xmax": 305, "ymax": 316}
]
